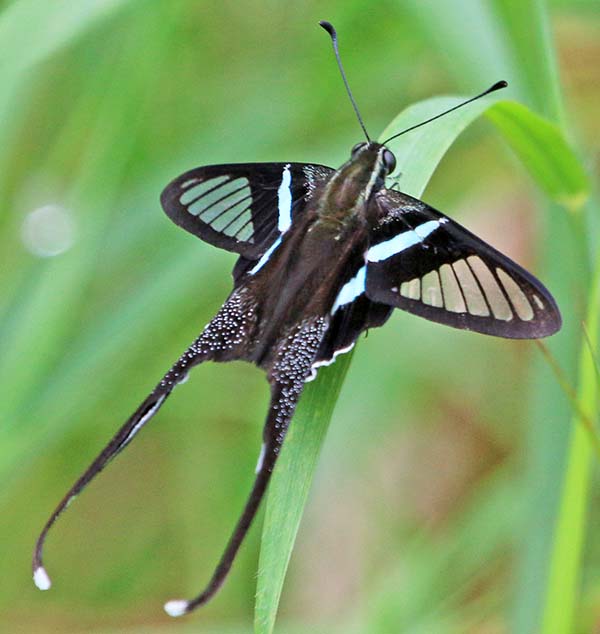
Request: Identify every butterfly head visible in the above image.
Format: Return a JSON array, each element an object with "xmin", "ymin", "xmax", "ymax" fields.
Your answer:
[
  {"xmin": 344, "ymin": 141, "xmax": 396, "ymax": 192},
  {"xmin": 350, "ymin": 142, "xmax": 396, "ymax": 174},
  {"xmin": 322, "ymin": 142, "xmax": 396, "ymax": 220}
]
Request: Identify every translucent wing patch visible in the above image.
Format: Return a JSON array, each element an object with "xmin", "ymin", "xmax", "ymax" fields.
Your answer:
[
  {"xmin": 180, "ymin": 176, "xmax": 254, "ymax": 239},
  {"xmin": 365, "ymin": 189, "xmax": 561, "ymax": 339},
  {"xmin": 161, "ymin": 162, "xmax": 334, "ymax": 260}
]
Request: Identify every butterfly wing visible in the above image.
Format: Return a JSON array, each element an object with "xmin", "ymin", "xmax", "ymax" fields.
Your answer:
[
  {"xmin": 365, "ymin": 189, "xmax": 561, "ymax": 338},
  {"xmin": 160, "ymin": 162, "xmax": 334, "ymax": 261}
]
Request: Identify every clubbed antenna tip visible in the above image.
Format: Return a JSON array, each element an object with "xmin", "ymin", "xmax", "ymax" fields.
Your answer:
[
  {"xmin": 383, "ymin": 80, "xmax": 509, "ymax": 145},
  {"xmin": 318, "ymin": 19, "xmax": 370, "ymax": 142},
  {"xmin": 319, "ymin": 20, "xmax": 335, "ymax": 36},
  {"xmin": 490, "ymin": 80, "xmax": 508, "ymax": 92}
]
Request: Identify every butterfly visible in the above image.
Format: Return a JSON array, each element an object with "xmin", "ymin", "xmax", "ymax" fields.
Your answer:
[{"xmin": 33, "ymin": 21, "xmax": 561, "ymax": 617}]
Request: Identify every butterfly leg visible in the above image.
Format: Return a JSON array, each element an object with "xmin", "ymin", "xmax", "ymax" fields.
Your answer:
[
  {"xmin": 33, "ymin": 288, "xmax": 259, "ymax": 592},
  {"xmin": 387, "ymin": 174, "xmax": 403, "ymax": 191},
  {"xmin": 164, "ymin": 316, "xmax": 328, "ymax": 617}
]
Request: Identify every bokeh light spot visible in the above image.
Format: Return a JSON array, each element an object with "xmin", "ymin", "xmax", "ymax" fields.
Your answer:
[{"xmin": 21, "ymin": 204, "xmax": 76, "ymax": 257}]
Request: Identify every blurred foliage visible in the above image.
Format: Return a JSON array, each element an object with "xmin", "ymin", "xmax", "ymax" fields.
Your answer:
[{"xmin": 0, "ymin": 1, "xmax": 598, "ymax": 633}]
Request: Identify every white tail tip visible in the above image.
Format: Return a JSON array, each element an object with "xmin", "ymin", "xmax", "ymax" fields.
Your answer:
[
  {"xmin": 164, "ymin": 599, "xmax": 189, "ymax": 617},
  {"xmin": 33, "ymin": 566, "xmax": 52, "ymax": 591}
]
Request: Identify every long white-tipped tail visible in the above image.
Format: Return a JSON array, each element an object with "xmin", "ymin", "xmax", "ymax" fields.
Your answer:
[
  {"xmin": 33, "ymin": 566, "xmax": 52, "ymax": 591},
  {"xmin": 164, "ymin": 599, "xmax": 189, "ymax": 617}
]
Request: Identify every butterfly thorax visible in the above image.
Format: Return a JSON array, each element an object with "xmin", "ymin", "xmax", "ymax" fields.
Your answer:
[
  {"xmin": 243, "ymin": 144, "xmax": 392, "ymax": 368},
  {"xmin": 317, "ymin": 143, "xmax": 388, "ymax": 229},
  {"xmin": 247, "ymin": 211, "xmax": 369, "ymax": 368}
]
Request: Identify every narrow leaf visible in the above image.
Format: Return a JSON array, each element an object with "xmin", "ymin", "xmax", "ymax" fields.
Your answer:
[
  {"xmin": 486, "ymin": 101, "xmax": 590, "ymax": 212},
  {"xmin": 540, "ymin": 262, "xmax": 600, "ymax": 634},
  {"xmin": 255, "ymin": 90, "xmax": 506, "ymax": 634},
  {"xmin": 255, "ymin": 351, "xmax": 354, "ymax": 634}
]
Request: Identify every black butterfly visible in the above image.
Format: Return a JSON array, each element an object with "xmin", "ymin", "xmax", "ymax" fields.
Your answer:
[{"xmin": 33, "ymin": 21, "xmax": 561, "ymax": 617}]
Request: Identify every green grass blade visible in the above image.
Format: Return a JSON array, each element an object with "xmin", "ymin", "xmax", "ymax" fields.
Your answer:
[
  {"xmin": 540, "ymin": 263, "xmax": 600, "ymax": 634},
  {"xmin": 535, "ymin": 340, "xmax": 600, "ymax": 460},
  {"xmin": 254, "ymin": 351, "xmax": 355, "ymax": 634},
  {"xmin": 254, "ymin": 89, "xmax": 505, "ymax": 634},
  {"xmin": 486, "ymin": 101, "xmax": 589, "ymax": 211}
]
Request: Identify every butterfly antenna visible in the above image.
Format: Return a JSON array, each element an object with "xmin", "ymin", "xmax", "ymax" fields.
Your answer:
[
  {"xmin": 382, "ymin": 80, "xmax": 508, "ymax": 145},
  {"xmin": 319, "ymin": 20, "xmax": 370, "ymax": 142}
]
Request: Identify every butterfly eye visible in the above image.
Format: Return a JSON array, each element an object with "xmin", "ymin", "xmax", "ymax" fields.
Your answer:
[
  {"xmin": 382, "ymin": 148, "xmax": 396, "ymax": 173},
  {"xmin": 351, "ymin": 142, "xmax": 367, "ymax": 157}
]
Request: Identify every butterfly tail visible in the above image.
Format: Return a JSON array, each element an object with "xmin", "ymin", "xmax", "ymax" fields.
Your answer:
[
  {"xmin": 33, "ymin": 288, "xmax": 259, "ymax": 592},
  {"xmin": 164, "ymin": 317, "xmax": 328, "ymax": 617},
  {"xmin": 32, "ymin": 387, "xmax": 174, "ymax": 590}
]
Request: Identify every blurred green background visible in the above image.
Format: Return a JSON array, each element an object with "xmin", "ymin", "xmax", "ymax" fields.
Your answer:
[{"xmin": 1, "ymin": 1, "xmax": 598, "ymax": 633}]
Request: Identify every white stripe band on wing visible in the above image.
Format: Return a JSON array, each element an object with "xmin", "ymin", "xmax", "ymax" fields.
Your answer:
[
  {"xmin": 305, "ymin": 342, "xmax": 356, "ymax": 383},
  {"xmin": 367, "ymin": 220, "xmax": 443, "ymax": 263},
  {"xmin": 249, "ymin": 164, "xmax": 292, "ymax": 276},
  {"xmin": 331, "ymin": 265, "xmax": 366, "ymax": 314},
  {"xmin": 249, "ymin": 235, "xmax": 282, "ymax": 275},
  {"xmin": 277, "ymin": 164, "xmax": 292, "ymax": 232}
]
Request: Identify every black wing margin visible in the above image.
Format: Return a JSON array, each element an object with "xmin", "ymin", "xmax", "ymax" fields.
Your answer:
[
  {"xmin": 160, "ymin": 162, "xmax": 334, "ymax": 260},
  {"xmin": 365, "ymin": 189, "xmax": 561, "ymax": 339}
]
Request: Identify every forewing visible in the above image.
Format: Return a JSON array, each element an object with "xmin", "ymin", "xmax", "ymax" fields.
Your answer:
[
  {"xmin": 365, "ymin": 189, "xmax": 561, "ymax": 339},
  {"xmin": 161, "ymin": 162, "xmax": 334, "ymax": 260}
]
